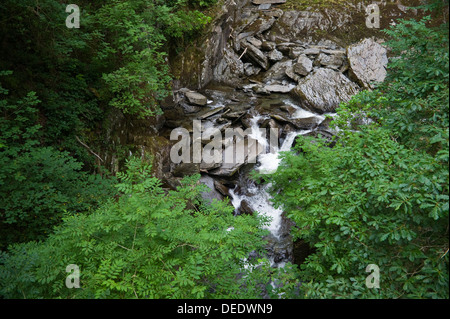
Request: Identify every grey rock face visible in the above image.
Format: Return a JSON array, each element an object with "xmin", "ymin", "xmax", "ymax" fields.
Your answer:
[
  {"xmin": 347, "ymin": 38, "xmax": 388, "ymax": 89},
  {"xmin": 292, "ymin": 68, "xmax": 360, "ymax": 114},
  {"xmin": 293, "ymin": 55, "xmax": 313, "ymax": 76}
]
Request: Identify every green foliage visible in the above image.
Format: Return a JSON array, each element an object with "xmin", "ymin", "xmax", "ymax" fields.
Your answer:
[
  {"xmin": 264, "ymin": 16, "xmax": 449, "ymax": 298},
  {"xmin": 0, "ymin": 158, "xmax": 270, "ymax": 299},
  {"xmin": 0, "ymin": 0, "xmax": 215, "ymax": 155},
  {"xmin": 0, "ymin": 0, "xmax": 216, "ymax": 248},
  {"xmin": 0, "ymin": 73, "xmax": 116, "ymax": 248}
]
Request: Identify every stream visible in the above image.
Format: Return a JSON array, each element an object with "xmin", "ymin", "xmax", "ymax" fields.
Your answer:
[{"xmin": 189, "ymin": 85, "xmax": 334, "ymax": 269}]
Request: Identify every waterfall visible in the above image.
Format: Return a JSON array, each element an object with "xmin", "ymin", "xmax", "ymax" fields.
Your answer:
[{"xmin": 229, "ymin": 113, "xmax": 314, "ymax": 266}]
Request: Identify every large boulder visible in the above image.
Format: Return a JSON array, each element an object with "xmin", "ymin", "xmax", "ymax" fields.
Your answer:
[
  {"xmin": 292, "ymin": 68, "xmax": 359, "ymax": 114},
  {"xmin": 347, "ymin": 38, "xmax": 388, "ymax": 89},
  {"xmin": 185, "ymin": 91, "xmax": 208, "ymax": 106}
]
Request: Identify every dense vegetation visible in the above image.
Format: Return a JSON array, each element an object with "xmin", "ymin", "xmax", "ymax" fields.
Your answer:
[
  {"xmin": 0, "ymin": 0, "xmax": 215, "ymax": 249},
  {"xmin": 265, "ymin": 14, "xmax": 449, "ymax": 298},
  {"xmin": 0, "ymin": 0, "xmax": 448, "ymax": 299}
]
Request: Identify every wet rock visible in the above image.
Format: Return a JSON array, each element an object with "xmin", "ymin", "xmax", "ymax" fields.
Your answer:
[
  {"xmin": 209, "ymin": 162, "xmax": 245, "ymax": 177},
  {"xmin": 268, "ymin": 49, "xmax": 284, "ymax": 62},
  {"xmin": 209, "ymin": 142, "xmax": 246, "ymax": 177},
  {"xmin": 223, "ymin": 111, "xmax": 245, "ymax": 120},
  {"xmin": 185, "ymin": 91, "xmax": 208, "ymax": 106},
  {"xmin": 282, "ymin": 123, "xmax": 297, "ymax": 136},
  {"xmin": 239, "ymin": 199, "xmax": 254, "ymax": 215},
  {"xmin": 271, "ymin": 114, "xmax": 322, "ymax": 130},
  {"xmin": 279, "ymin": 104, "xmax": 298, "ymax": 116},
  {"xmin": 266, "ymin": 232, "xmax": 294, "ymax": 264},
  {"xmin": 261, "ymin": 118, "xmax": 282, "ymax": 131},
  {"xmin": 214, "ymin": 180, "xmax": 231, "ymax": 197},
  {"xmin": 347, "ymin": 38, "xmax": 388, "ymax": 89},
  {"xmin": 293, "ymin": 55, "xmax": 313, "ymax": 76},
  {"xmin": 292, "ymin": 68, "xmax": 359, "ymax": 114},
  {"xmin": 317, "ymin": 116, "xmax": 334, "ymax": 130}
]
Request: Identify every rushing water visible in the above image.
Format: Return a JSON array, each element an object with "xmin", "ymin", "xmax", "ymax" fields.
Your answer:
[{"xmin": 228, "ymin": 105, "xmax": 325, "ymax": 266}]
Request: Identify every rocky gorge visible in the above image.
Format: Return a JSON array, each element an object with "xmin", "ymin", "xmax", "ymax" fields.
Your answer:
[{"xmin": 103, "ymin": 0, "xmax": 428, "ymax": 268}]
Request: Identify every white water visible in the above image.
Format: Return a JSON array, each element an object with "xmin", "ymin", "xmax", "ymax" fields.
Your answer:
[{"xmin": 230, "ymin": 114, "xmax": 312, "ymax": 240}]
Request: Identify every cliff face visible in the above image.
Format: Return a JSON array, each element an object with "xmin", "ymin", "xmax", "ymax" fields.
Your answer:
[{"xmin": 170, "ymin": 0, "xmax": 428, "ymax": 90}]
